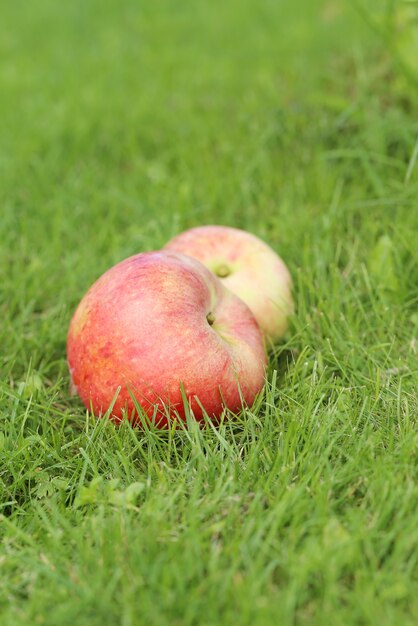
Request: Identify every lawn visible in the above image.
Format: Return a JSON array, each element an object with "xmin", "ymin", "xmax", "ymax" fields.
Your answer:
[{"xmin": 1, "ymin": 0, "xmax": 417, "ymax": 624}]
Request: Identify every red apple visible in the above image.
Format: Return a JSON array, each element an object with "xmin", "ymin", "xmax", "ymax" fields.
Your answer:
[
  {"xmin": 165, "ymin": 225, "xmax": 293, "ymax": 342},
  {"xmin": 67, "ymin": 251, "xmax": 266, "ymax": 427}
]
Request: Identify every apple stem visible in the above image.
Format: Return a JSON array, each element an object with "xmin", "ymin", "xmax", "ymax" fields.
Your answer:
[
  {"xmin": 215, "ymin": 264, "xmax": 231, "ymax": 278},
  {"xmin": 206, "ymin": 311, "xmax": 216, "ymax": 326}
]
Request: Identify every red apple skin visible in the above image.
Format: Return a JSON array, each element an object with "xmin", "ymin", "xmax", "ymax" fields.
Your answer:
[
  {"xmin": 165, "ymin": 225, "xmax": 293, "ymax": 342},
  {"xmin": 67, "ymin": 251, "xmax": 266, "ymax": 428}
]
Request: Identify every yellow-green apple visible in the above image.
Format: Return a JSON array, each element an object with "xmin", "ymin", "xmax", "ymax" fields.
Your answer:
[
  {"xmin": 164, "ymin": 226, "xmax": 293, "ymax": 342},
  {"xmin": 67, "ymin": 251, "xmax": 266, "ymax": 428}
]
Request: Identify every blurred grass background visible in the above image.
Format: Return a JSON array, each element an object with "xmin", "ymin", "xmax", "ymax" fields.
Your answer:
[{"xmin": 0, "ymin": 1, "xmax": 417, "ymax": 625}]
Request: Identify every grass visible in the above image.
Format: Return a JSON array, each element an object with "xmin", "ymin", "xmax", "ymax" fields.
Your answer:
[{"xmin": 1, "ymin": 0, "xmax": 418, "ymax": 624}]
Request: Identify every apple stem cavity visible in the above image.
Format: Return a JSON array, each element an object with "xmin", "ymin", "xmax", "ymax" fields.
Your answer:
[
  {"xmin": 206, "ymin": 311, "xmax": 216, "ymax": 326},
  {"xmin": 215, "ymin": 264, "xmax": 231, "ymax": 278}
]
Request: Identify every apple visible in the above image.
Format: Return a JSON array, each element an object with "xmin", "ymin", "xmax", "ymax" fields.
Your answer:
[
  {"xmin": 67, "ymin": 250, "xmax": 266, "ymax": 427},
  {"xmin": 164, "ymin": 225, "xmax": 293, "ymax": 342}
]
